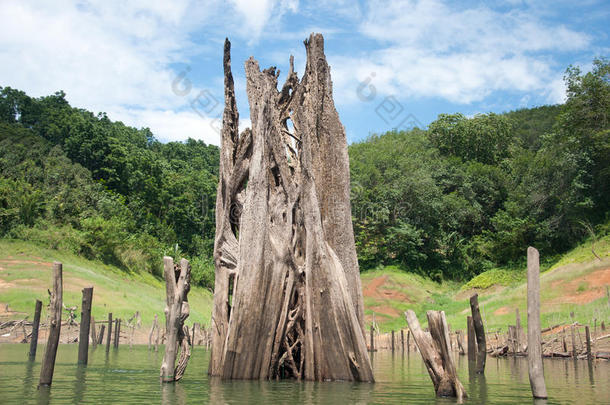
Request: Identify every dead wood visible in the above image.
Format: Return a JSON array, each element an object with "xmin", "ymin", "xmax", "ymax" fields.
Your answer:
[{"xmin": 208, "ymin": 34, "xmax": 372, "ymax": 382}]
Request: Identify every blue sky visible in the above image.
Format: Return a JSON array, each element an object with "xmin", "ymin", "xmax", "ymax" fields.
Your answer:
[{"xmin": 1, "ymin": 0, "xmax": 608, "ymax": 145}]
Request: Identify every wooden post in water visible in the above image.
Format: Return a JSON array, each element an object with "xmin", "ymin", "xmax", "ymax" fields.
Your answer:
[
  {"xmin": 391, "ymin": 330, "xmax": 395, "ymax": 352},
  {"xmin": 401, "ymin": 329, "xmax": 405, "ymax": 352},
  {"xmin": 571, "ymin": 325, "xmax": 577, "ymax": 358},
  {"xmin": 407, "ymin": 330, "xmax": 410, "ymax": 352},
  {"xmin": 90, "ymin": 317, "xmax": 97, "ymax": 348},
  {"xmin": 114, "ymin": 319, "xmax": 121, "ymax": 348},
  {"xmin": 28, "ymin": 299, "xmax": 42, "ymax": 360},
  {"xmin": 405, "ymin": 310, "xmax": 467, "ymax": 400},
  {"xmin": 585, "ymin": 326, "xmax": 592, "ymax": 360},
  {"xmin": 527, "ymin": 246, "xmax": 547, "ymax": 399},
  {"xmin": 456, "ymin": 330, "xmax": 465, "ymax": 355},
  {"xmin": 78, "ymin": 287, "xmax": 93, "ymax": 364},
  {"xmin": 160, "ymin": 257, "xmax": 192, "ymax": 382},
  {"xmin": 98, "ymin": 324, "xmax": 105, "ymax": 345},
  {"xmin": 106, "ymin": 313, "xmax": 113, "ymax": 353},
  {"xmin": 467, "ymin": 316, "xmax": 476, "ymax": 362},
  {"xmin": 370, "ymin": 324, "xmax": 374, "ymax": 352},
  {"xmin": 39, "ymin": 262, "xmax": 62, "ymax": 387},
  {"xmin": 149, "ymin": 314, "xmax": 159, "ymax": 351},
  {"xmin": 515, "ymin": 308, "xmax": 523, "ymax": 353},
  {"xmin": 469, "ymin": 294, "xmax": 486, "ymax": 373}
]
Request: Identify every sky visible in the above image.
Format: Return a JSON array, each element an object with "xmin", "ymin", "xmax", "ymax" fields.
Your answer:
[{"xmin": 1, "ymin": 0, "xmax": 608, "ymax": 145}]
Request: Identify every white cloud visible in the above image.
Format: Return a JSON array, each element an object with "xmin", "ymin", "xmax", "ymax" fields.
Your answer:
[{"xmin": 330, "ymin": 0, "xmax": 588, "ymax": 105}]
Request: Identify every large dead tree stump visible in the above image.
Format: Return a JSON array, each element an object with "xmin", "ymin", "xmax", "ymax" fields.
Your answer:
[
  {"xmin": 469, "ymin": 294, "xmax": 486, "ymax": 373},
  {"xmin": 208, "ymin": 34, "xmax": 373, "ymax": 382},
  {"xmin": 405, "ymin": 310, "xmax": 467, "ymax": 400},
  {"xmin": 39, "ymin": 262, "xmax": 62, "ymax": 387},
  {"xmin": 160, "ymin": 257, "xmax": 191, "ymax": 382}
]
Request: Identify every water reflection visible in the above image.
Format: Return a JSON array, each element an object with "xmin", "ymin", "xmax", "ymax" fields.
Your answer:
[{"xmin": 1, "ymin": 345, "xmax": 609, "ymax": 404}]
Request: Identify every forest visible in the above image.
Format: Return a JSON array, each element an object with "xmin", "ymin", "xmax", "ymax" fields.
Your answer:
[{"xmin": 1, "ymin": 58, "xmax": 608, "ymax": 286}]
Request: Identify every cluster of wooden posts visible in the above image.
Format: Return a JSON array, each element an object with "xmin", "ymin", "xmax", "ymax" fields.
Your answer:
[{"xmin": 21, "ymin": 257, "xmax": 212, "ymax": 390}]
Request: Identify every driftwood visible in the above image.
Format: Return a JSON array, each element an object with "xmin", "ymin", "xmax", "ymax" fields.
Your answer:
[
  {"xmin": 208, "ymin": 34, "xmax": 373, "ymax": 382},
  {"xmin": 405, "ymin": 310, "xmax": 467, "ymax": 400},
  {"xmin": 160, "ymin": 257, "xmax": 191, "ymax": 382},
  {"xmin": 527, "ymin": 247, "xmax": 547, "ymax": 399},
  {"xmin": 39, "ymin": 262, "xmax": 62, "ymax": 387}
]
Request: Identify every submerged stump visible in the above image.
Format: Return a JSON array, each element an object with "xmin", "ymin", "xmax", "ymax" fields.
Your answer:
[
  {"xmin": 405, "ymin": 310, "xmax": 467, "ymax": 400},
  {"xmin": 208, "ymin": 33, "xmax": 373, "ymax": 382}
]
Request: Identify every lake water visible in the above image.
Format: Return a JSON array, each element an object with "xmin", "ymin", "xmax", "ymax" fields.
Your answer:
[{"xmin": 0, "ymin": 344, "xmax": 608, "ymax": 404}]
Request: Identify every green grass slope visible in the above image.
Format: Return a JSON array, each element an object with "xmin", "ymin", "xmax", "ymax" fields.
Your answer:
[
  {"xmin": 362, "ymin": 235, "xmax": 610, "ymax": 333},
  {"xmin": 0, "ymin": 240, "xmax": 213, "ymax": 327}
]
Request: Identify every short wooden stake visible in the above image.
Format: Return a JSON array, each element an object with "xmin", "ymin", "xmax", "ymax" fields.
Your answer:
[
  {"xmin": 98, "ymin": 324, "xmax": 105, "ymax": 345},
  {"xmin": 391, "ymin": 330, "xmax": 395, "ymax": 352},
  {"xmin": 407, "ymin": 329, "xmax": 411, "ymax": 352},
  {"xmin": 400, "ymin": 329, "xmax": 405, "ymax": 352},
  {"xmin": 28, "ymin": 300, "xmax": 42, "ymax": 360},
  {"xmin": 149, "ymin": 314, "xmax": 159, "ymax": 351},
  {"xmin": 467, "ymin": 316, "xmax": 476, "ymax": 362},
  {"xmin": 105, "ymin": 313, "xmax": 112, "ymax": 354},
  {"xmin": 469, "ymin": 294, "xmax": 486, "ymax": 373},
  {"xmin": 585, "ymin": 326, "xmax": 592, "ymax": 360},
  {"xmin": 39, "ymin": 262, "xmax": 63, "ymax": 387},
  {"xmin": 527, "ymin": 247, "xmax": 547, "ymax": 399},
  {"xmin": 571, "ymin": 325, "xmax": 577, "ymax": 358},
  {"xmin": 90, "ymin": 317, "xmax": 97, "ymax": 348},
  {"xmin": 370, "ymin": 324, "xmax": 374, "ymax": 352},
  {"xmin": 78, "ymin": 287, "xmax": 93, "ymax": 364}
]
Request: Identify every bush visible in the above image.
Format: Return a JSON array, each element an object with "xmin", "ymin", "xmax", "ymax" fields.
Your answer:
[
  {"xmin": 462, "ymin": 267, "xmax": 524, "ymax": 290},
  {"xmin": 190, "ymin": 255, "xmax": 215, "ymax": 290}
]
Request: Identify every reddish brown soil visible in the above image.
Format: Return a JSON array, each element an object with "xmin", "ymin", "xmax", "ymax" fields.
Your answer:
[
  {"xmin": 494, "ymin": 306, "xmax": 510, "ymax": 316},
  {"xmin": 550, "ymin": 267, "xmax": 610, "ymax": 305}
]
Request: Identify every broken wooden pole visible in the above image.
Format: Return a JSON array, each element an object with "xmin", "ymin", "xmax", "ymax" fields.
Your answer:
[
  {"xmin": 527, "ymin": 246, "xmax": 547, "ymax": 399},
  {"xmin": 98, "ymin": 324, "xmax": 105, "ymax": 345},
  {"xmin": 116, "ymin": 319, "xmax": 121, "ymax": 347},
  {"xmin": 469, "ymin": 294, "xmax": 486, "ymax": 373},
  {"xmin": 407, "ymin": 329, "xmax": 411, "ymax": 352},
  {"xmin": 39, "ymin": 262, "xmax": 62, "ymax": 387},
  {"xmin": 401, "ymin": 329, "xmax": 405, "ymax": 352},
  {"xmin": 370, "ymin": 324, "xmax": 375, "ymax": 352},
  {"xmin": 106, "ymin": 313, "xmax": 112, "ymax": 354},
  {"xmin": 456, "ymin": 330, "xmax": 465, "ymax": 355},
  {"xmin": 585, "ymin": 326, "xmax": 592, "ymax": 361},
  {"xmin": 78, "ymin": 287, "xmax": 93, "ymax": 364},
  {"xmin": 405, "ymin": 310, "xmax": 467, "ymax": 400},
  {"xmin": 28, "ymin": 299, "xmax": 42, "ymax": 360},
  {"xmin": 160, "ymin": 257, "xmax": 192, "ymax": 382},
  {"xmin": 90, "ymin": 316, "xmax": 97, "ymax": 348},
  {"xmin": 516, "ymin": 308, "xmax": 524, "ymax": 353},
  {"xmin": 391, "ymin": 330, "xmax": 395, "ymax": 352},
  {"xmin": 467, "ymin": 316, "xmax": 476, "ymax": 362}
]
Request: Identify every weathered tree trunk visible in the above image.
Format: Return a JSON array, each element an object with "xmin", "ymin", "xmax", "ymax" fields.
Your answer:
[
  {"xmin": 160, "ymin": 257, "xmax": 191, "ymax": 382},
  {"xmin": 78, "ymin": 287, "xmax": 93, "ymax": 364},
  {"xmin": 527, "ymin": 247, "xmax": 547, "ymax": 399},
  {"xmin": 469, "ymin": 294, "xmax": 486, "ymax": 373},
  {"xmin": 405, "ymin": 310, "xmax": 467, "ymax": 400},
  {"xmin": 39, "ymin": 262, "xmax": 62, "ymax": 387},
  {"xmin": 28, "ymin": 299, "xmax": 42, "ymax": 360},
  {"xmin": 467, "ymin": 316, "xmax": 476, "ymax": 362},
  {"xmin": 208, "ymin": 34, "xmax": 373, "ymax": 382}
]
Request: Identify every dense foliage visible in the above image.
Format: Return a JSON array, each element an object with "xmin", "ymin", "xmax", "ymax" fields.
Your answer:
[
  {"xmin": 350, "ymin": 58, "xmax": 609, "ymax": 280},
  {"xmin": 0, "ymin": 89, "xmax": 218, "ymax": 287},
  {"xmin": 0, "ymin": 58, "xmax": 608, "ymax": 284}
]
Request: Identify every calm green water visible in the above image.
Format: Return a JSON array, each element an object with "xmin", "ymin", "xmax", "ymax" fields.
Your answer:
[{"xmin": 0, "ymin": 344, "xmax": 608, "ymax": 404}]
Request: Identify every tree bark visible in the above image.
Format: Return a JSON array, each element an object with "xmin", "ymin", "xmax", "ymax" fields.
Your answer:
[
  {"xmin": 78, "ymin": 287, "xmax": 93, "ymax": 364},
  {"xmin": 405, "ymin": 310, "xmax": 467, "ymax": 400},
  {"xmin": 160, "ymin": 257, "xmax": 191, "ymax": 382},
  {"xmin": 469, "ymin": 294, "xmax": 486, "ymax": 373},
  {"xmin": 39, "ymin": 262, "xmax": 62, "ymax": 387},
  {"xmin": 527, "ymin": 247, "xmax": 547, "ymax": 399},
  {"xmin": 208, "ymin": 34, "xmax": 373, "ymax": 382},
  {"xmin": 28, "ymin": 299, "xmax": 42, "ymax": 360}
]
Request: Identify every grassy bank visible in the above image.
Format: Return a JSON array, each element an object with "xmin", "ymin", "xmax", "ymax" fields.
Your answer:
[
  {"xmin": 362, "ymin": 235, "xmax": 610, "ymax": 333},
  {"xmin": 0, "ymin": 240, "xmax": 213, "ymax": 327}
]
